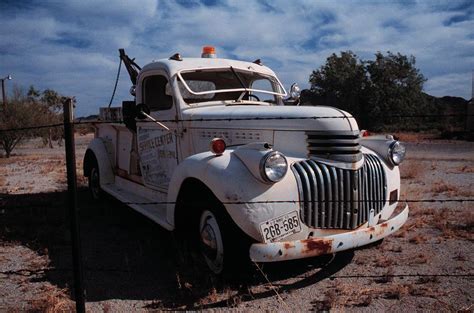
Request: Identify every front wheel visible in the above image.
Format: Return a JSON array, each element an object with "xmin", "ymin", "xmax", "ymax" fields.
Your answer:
[
  {"xmin": 199, "ymin": 210, "xmax": 225, "ymax": 274},
  {"xmin": 197, "ymin": 205, "xmax": 253, "ymax": 278},
  {"xmin": 88, "ymin": 164, "xmax": 102, "ymax": 200}
]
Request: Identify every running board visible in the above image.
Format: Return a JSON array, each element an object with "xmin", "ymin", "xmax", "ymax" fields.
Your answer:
[{"xmin": 102, "ymin": 183, "xmax": 173, "ymax": 231}]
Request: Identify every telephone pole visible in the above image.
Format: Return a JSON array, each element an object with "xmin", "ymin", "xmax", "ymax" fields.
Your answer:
[
  {"xmin": 1, "ymin": 74, "xmax": 12, "ymax": 111},
  {"xmin": 467, "ymin": 70, "xmax": 474, "ymax": 140}
]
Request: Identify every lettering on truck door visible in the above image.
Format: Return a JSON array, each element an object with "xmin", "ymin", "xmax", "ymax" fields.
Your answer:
[{"xmin": 137, "ymin": 73, "xmax": 178, "ymax": 190}]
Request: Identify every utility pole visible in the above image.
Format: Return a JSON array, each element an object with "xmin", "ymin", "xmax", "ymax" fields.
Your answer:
[
  {"xmin": 467, "ymin": 70, "xmax": 474, "ymax": 140},
  {"xmin": 1, "ymin": 74, "xmax": 12, "ymax": 111}
]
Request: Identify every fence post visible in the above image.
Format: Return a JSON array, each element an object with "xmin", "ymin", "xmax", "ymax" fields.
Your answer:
[{"xmin": 63, "ymin": 98, "xmax": 86, "ymax": 313}]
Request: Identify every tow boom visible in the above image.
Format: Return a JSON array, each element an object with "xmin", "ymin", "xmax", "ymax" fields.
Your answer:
[{"xmin": 118, "ymin": 48, "xmax": 141, "ymax": 85}]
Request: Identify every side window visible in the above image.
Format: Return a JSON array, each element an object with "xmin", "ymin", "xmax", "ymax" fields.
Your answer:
[{"xmin": 143, "ymin": 75, "xmax": 173, "ymax": 111}]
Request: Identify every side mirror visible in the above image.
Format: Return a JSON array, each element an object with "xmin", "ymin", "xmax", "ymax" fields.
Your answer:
[
  {"xmin": 136, "ymin": 103, "xmax": 150, "ymax": 120},
  {"xmin": 289, "ymin": 83, "xmax": 301, "ymax": 100},
  {"xmin": 284, "ymin": 83, "xmax": 301, "ymax": 106}
]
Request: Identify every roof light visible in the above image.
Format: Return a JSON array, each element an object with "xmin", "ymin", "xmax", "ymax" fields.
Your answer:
[
  {"xmin": 210, "ymin": 138, "xmax": 226, "ymax": 155},
  {"xmin": 169, "ymin": 53, "xmax": 183, "ymax": 61},
  {"xmin": 202, "ymin": 46, "xmax": 216, "ymax": 58}
]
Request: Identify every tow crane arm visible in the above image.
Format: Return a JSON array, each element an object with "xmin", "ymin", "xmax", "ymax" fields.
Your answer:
[{"xmin": 119, "ymin": 48, "xmax": 141, "ymax": 85}]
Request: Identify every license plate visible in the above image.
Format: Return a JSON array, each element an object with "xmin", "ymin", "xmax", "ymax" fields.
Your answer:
[{"xmin": 259, "ymin": 211, "xmax": 302, "ymax": 243}]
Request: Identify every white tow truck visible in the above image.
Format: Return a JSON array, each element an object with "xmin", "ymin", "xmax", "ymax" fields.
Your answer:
[{"xmin": 83, "ymin": 47, "xmax": 408, "ymax": 274}]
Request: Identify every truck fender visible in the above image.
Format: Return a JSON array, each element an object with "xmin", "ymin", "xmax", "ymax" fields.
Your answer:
[
  {"xmin": 83, "ymin": 138, "xmax": 115, "ymax": 186},
  {"xmin": 167, "ymin": 149, "xmax": 300, "ymax": 241}
]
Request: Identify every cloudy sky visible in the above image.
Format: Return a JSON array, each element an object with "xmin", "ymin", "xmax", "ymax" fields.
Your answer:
[{"xmin": 1, "ymin": 0, "xmax": 473, "ymax": 116}]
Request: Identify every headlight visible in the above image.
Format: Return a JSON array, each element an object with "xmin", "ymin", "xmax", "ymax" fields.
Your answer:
[
  {"xmin": 389, "ymin": 141, "xmax": 406, "ymax": 165},
  {"xmin": 260, "ymin": 151, "xmax": 288, "ymax": 183}
]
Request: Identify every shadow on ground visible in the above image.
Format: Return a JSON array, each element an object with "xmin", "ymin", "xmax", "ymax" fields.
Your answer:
[{"xmin": 0, "ymin": 190, "xmax": 353, "ymax": 309}]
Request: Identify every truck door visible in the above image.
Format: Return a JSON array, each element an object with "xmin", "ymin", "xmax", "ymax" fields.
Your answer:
[{"xmin": 136, "ymin": 73, "xmax": 179, "ymax": 191}]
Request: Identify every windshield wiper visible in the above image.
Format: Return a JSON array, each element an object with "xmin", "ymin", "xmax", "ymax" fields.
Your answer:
[{"xmin": 230, "ymin": 66, "xmax": 249, "ymax": 101}]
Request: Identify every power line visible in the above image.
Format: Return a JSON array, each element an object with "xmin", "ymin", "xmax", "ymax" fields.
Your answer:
[
  {"xmin": 2, "ymin": 197, "xmax": 473, "ymax": 206},
  {"xmin": 0, "ymin": 123, "xmax": 63, "ymax": 132},
  {"xmin": 114, "ymin": 198, "xmax": 474, "ymax": 206}
]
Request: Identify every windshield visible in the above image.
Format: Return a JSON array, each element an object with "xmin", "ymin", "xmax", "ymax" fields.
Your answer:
[{"xmin": 175, "ymin": 67, "xmax": 286, "ymax": 105}]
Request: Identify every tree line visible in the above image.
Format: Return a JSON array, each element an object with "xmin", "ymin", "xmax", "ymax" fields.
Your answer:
[{"xmin": 301, "ymin": 51, "xmax": 467, "ymax": 132}]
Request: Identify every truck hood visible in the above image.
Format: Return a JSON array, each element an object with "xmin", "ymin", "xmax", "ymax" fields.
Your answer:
[{"xmin": 181, "ymin": 105, "xmax": 359, "ymax": 132}]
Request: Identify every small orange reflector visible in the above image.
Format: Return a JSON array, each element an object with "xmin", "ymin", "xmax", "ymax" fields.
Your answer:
[{"xmin": 210, "ymin": 138, "xmax": 226, "ymax": 155}]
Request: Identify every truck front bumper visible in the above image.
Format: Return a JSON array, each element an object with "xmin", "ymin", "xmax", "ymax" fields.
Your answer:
[{"xmin": 249, "ymin": 204, "xmax": 409, "ymax": 262}]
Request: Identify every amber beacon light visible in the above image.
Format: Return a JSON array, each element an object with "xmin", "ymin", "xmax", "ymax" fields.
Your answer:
[{"xmin": 202, "ymin": 46, "xmax": 217, "ymax": 58}]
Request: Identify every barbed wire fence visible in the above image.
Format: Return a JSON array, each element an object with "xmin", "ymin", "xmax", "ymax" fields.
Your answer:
[
  {"xmin": 2, "ymin": 114, "xmax": 474, "ymax": 133},
  {"xmin": 1, "ymin": 108, "xmax": 473, "ymax": 310}
]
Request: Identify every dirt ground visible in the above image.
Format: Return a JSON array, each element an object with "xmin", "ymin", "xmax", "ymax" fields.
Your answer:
[{"xmin": 0, "ymin": 133, "xmax": 473, "ymax": 312}]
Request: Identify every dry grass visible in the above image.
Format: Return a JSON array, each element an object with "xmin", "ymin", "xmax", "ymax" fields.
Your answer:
[
  {"xmin": 27, "ymin": 285, "xmax": 74, "ymax": 312},
  {"xmin": 432, "ymin": 209, "xmax": 474, "ymax": 240},
  {"xmin": 312, "ymin": 277, "xmax": 446, "ymax": 310},
  {"xmin": 431, "ymin": 180, "xmax": 459, "ymax": 195},
  {"xmin": 409, "ymin": 234, "xmax": 428, "ymax": 244},
  {"xmin": 409, "ymin": 253, "xmax": 430, "ymax": 265},
  {"xmin": 400, "ymin": 160, "xmax": 425, "ymax": 179},
  {"xmin": 456, "ymin": 188, "xmax": 474, "ymax": 197},
  {"xmin": 374, "ymin": 255, "xmax": 394, "ymax": 267},
  {"xmin": 393, "ymin": 132, "xmax": 438, "ymax": 142},
  {"xmin": 455, "ymin": 165, "xmax": 474, "ymax": 173}
]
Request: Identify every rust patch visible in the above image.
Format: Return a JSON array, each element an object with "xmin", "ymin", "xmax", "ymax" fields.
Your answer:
[
  {"xmin": 365, "ymin": 223, "xmax": 391, "ymax": 237},
  {"xmin": 301, "ymin": 238, "xmax": 333, "ymax": 255},
  {"xmin": 284, "ymin": 242, "xmax": 295, "ymax": 250}
]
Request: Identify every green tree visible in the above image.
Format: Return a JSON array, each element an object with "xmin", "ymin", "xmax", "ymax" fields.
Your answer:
[
  {"xmin": 0, "ymin": 86, "xmax": 38, "ymax": 157},
  {"xmin": 365, "ymin": 52, "xmax": 426, "ymax": 130},
  {"xmin": 307, "ymin": 51, "xmax": 426, "ymax": 131},
  {"xmin": 27, "ymin": 86, "xmax": 67, "ymax": 148},
  {"xmin": 0, "ymin": 85, "xmax": 70, "ymax": 157},
  {"xmin": 309, "ymin": 51, "xmax": 368, "ymax": 123}
]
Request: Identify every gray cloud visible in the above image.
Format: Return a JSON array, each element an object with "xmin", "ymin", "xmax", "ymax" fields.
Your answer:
[{"xmin": 0, "ymin": 0, "xmax": 472, "ymax": 116}]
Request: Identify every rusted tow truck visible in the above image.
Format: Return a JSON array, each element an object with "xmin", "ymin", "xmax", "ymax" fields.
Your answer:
[{"xmin": 84, "ymin": 47, "xmax": 408, "ymax": 274}]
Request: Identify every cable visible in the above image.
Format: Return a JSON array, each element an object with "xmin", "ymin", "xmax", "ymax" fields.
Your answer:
[
  {"xmin": 108, "ymin": 59, "xmax": 122, "ymax": 109},
  {"xmin": 1, "ymin": 114, "xmax": 474, "ymax": 133},
  {"xmin": 0, "ymin": 123, "xmax": 63, "ymax": 132},
  {"xmin": 113, "ymin": 198, "xmax": 474, "ymax": 206}
]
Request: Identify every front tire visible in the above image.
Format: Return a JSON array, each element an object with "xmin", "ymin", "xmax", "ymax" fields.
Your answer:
[
  {"xmin": 199, "ymin": 209, "xmax": 225, "ymax": 274},
  {"xmin": 196, "ymin": 204, "xmax": 253, "ymax": 278},
  {"xmin": 88, "ymin": 164, "xmax": 102, "ymax": 200}
]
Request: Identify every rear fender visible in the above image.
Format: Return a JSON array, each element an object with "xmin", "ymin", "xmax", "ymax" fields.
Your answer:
[{"xmin": 84, "ymin": 138, "xmax": 115, "ymax": 186}]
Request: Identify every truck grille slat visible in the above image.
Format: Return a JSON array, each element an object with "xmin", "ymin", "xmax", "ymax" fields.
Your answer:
[
  {"xmin": 306, "ymin": 131, "xmax": 362, "ymax": 163},
  {"xmin": 292, "ymin": 154, "xmax": 387, "ymax": 230}
]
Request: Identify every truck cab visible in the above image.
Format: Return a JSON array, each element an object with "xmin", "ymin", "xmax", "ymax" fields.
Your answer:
[{"xmin": 83, "ymin": 47, "xmax": 408, "ymax": 275}]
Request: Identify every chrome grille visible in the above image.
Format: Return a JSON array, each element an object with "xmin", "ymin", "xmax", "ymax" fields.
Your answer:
[
  {"xmin": 306, "ymin": 130, "xmax": 362, "ymax": 163},
  {"xmin": 292, "ymin": 154, "xmax": 387, "ymax": 229}
]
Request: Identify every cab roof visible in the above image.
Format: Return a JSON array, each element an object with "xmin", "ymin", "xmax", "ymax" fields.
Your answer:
[{"xmin": 140, "ymin": 57, "xmax": 278, "ymax": 77}]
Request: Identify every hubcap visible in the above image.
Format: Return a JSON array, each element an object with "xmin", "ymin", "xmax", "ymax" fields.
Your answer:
[{"xmin": 199, "ymin": 210, "xmax": 224, "ymax": 274}]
